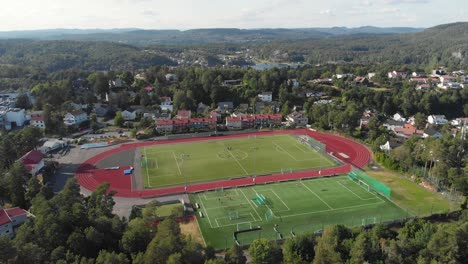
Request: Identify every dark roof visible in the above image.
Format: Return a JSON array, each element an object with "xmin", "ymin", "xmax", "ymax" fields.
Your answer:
[
  {"xmin": 424, "ymin": 127, "xmax": 440, "ymax": 136},
  {"xmin": 384, "ymin": 119, "xmax": 405, "ymax": 126}
]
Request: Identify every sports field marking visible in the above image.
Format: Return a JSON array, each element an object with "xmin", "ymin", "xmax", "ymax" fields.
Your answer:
[
  {"xmin": 337, "ymin": 180, "xmax": 376, "ymax": 201},
  {"xmin": 198, "ymin": 197, "xmax": 215, "ymax": 228},
  {"xmin": 144, "ymin": 147, "xmax": 151, "ymax": 187},
  {"xmin": 239, "ymin": 189, "xmax": 262, "ymax": 221},
  {"xmin": 253, "ymin": 188, "xmax": 291, "ymax": 212},
  {"xmin": 352, "ymin": 179, "xmax": 385, "ymax": 203},
  {"xmin": 279, "ymin": 199, "xmax": 386, "ymax": 219},
  {"xmin": 203, "ymin": 189, "xmax": 240, "ymax": 201},
  {"xmin": 221, "ymin": 142, "xmax": 249, "ymax": 175},
  {"xmin": 300, "ymin": 181, "xmax": 334, "ymax": 209},
  {"xmin": 172, "ymin": 151, "xmax": 182, "ymax": 175},
  {"xmin": 273, "ymin": 141, "xmax": 297, "ymax": 160},
  {"xmin": 294, "ymin": 143, "xmax": 309, "ymax": 153}
]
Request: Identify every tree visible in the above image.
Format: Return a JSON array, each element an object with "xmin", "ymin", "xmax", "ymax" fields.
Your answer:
[
  {"xmin": 121, "ymin": 218, "xmax": 153, "ymax": 254},
  {"xmin": 96, "ymin": 250, "xmax": 129, "ymax": 264},
  {"xmin": 15, "ymin": 93, "xmax": 32, "ymax": 109},
  {"xmin": 248, "ymin": 239, "xmax": 282, "ymax": 264},
  {"xmin": 0, "ymin": 235, "xmax": 17, "ymax": 262},
  {"xmin": 224, "ymin": 244, "xmax": 247, "ymax": 264},
  {"xmin": 114, "ymin": 111, "xmax": 124, "ymax": 127},
  {"xmin": 283, "ymin": 234, "xmax": 315, "ymax": 264},
  {"xmin": 94, "ymin": 72, "xmax": 109, "ymax": 97},
  {"xmin": 313, "ymin": 227, "xmax": 343, "ymax": 264},
  {"xmin": 6, "ymin": 163, "xmax": 30, "ymax": 208}
]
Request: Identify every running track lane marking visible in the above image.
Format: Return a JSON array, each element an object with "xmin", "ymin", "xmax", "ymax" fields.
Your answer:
[
  {"xmin": 300, "ymin": 181, "xmax": 334, "ymax": 209},
  {"xmin": 172, "ymin": 151, "xmax": 182, "ymax": 175}
]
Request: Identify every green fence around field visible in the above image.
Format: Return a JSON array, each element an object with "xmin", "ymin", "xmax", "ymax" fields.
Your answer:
[{"xmin": 348, "ymin": 170, "xmax": 391, "ymax": 198}]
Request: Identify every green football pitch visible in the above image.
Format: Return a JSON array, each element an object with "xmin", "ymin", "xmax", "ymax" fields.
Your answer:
[
  {"xmin": 141, "ymin": 134, "xmax": 336, "ymax": 188},
  {"xmin": 190, "ymin": 176, "xmax": 408, "ymax": 249}
]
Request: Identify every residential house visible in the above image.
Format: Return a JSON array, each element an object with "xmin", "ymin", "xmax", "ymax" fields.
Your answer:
[
  {"xmin": 394, "ymin": 123, "xmax": 424, "ymax": 138},
  {"xmin": 70, "ymin": 102, "xmax": 88, "ymax": 111},
  {"xmin": 287, "ymin": 79, "xmax": 300, "ymax": 87},
  {"xmin": 176, "ymin": 110, "xmax": 191, "ymax": 120},
  {"xmin": 431, "ymin": 68, "xmax": 447, "ymax": 77},
  {"xmin": 63, "ymin": 110, "xmax": 88, "ymax": 126},
  {"xmin": 452, "ymin": 70, "xmax": 465, "ymax": 76},
  {"xmin": 268, "ymin": 114, "xmax": 282, "ymax": 126},
  {"xmin": 5, "ymin": 108, "xmax": 27, "ymax": 129},
  {"xmin": 412, "ymin": 72, "xmax": 426, "ymax": 77},
  {"xmin": 388, "ymin": 70, "xmax": 408, "ymax": 79},
  {"xmin": 225, "ymin": 116, "xmax": 242, "ymax": 130},
  {"xmin": 392, "ymin": 113, "xmax": 406, "ymax": 122},
  {"xmin": 217, "ymin": 102, "xmax": 234, "ymax": 113},
  {"xmin": 144, "ymin": 86, "xmax": 154, "ymax": 94},
  {"xmin": 314, "ymin": 99, "xmax": 333, "ymax": 105},
  {"xmin": 152, "ymin": 112, "xmax": 171, "ymax": 121},
  {"xmin": 39, "ymin": 139, "xmax": 67, "ymax": 154},
  {"xmin": 241, "ymin": 115, "xmax": 255, "ymax": 129},
  {"xmin": 367, "ymin": 73, "xmax": 376, "ymax": 79},
  {"xmin": 427, "ymin": 115, "xmax": 448, "ymax": 125},
  {"xmin": 223, "ymin": 79, "xmax": 242, "ymax": 86},
  {"xmin": 18, "ymin": 150, "xmax": 44, "ymax": 175},
  {"xmin": 188, "ymin": 117, "xmax": 217, "ymax": 131},
  {"xmin": 196, "ymin": 102, "xmax": 209, "ymax": 114},
  {"xmin": 210, "ymin": 111, "xmax": 222, "ymax": 120},
  {"xmin": 309, "ymin": 78, "xmax": 332, "ymax": 85},
  {"xmin": 380, "ymin": 139, "xmax": 402, "ymax": 151},
  {"xmin": 410, "ymin": 77, "xmax": 428, "ymax": 84},
  {"xmin": 121, "ymin": 110, "xmax": 137, "ymax": 121},
  {"xmin": 439, "ymin": 75, "xmax": 457, "ymax": 84},
  {"xmin": 160, "ymin": 96, "xmax": 174, "ymax": 112},
  {"xmin": 354, "ymin": 76, "xmax": 369, "ymax": 86},
  {"xmin": 451, "ymin": 117, "xmax": 468, "ymax": 127},
  {"xmin": 155, "ymin": 120, "xmax": 173, "ymax": 133},
  {"xmin": 165, "ymin": 74, "xmax": 178, "ymax": 82},
  {"xmin": 93, "ymin": 104, "xmax": 110, "ymax": 117},
  {"xmin": 30, "ymin": 111, "xmax": 45, "ymax": 129},
  {"xmin": 286, "ymin": 112, "xmax": 308, "ymax": 126},
  {"xmin": 383, "ymin": 119, "xmax": 405, "ymax": 131},
  {"xmin": 255, "ymin": 102, "xmax": 265, "ymax": 113},
  {"xmin": 305, "ymin": 91, "xmax": 323, "ymax": 98},
  {"xmin": 415, "ymin": 84, "xmax": 431, "ymax": 92},
  {"xmin": 0, "ymin": 208, "xmax": 29, "ymax": 238},
  {"xmin": 423, "ymin": 127, "xmax": 443, "ymax": 138},
  {"xmin": 258, "ymin": 92, "xmax": 273, "ymax": 103},
  {"xmin": 334, "ymin": 73, "xmax": 353, "ymax": 79},
  {"xmin": 359, "ymin": 109, "xmax": 375, "ymax": 128},
  {"xmin": 173, "ymin": 119, "xmax": 189, "ymax": 133},
  {"xmin": 109, "ymin": 78, "xmax": 126, "ymax": 89},
  {"xmin": 438, "ymin": 82, "xmax": 463, "ymax": 89}
]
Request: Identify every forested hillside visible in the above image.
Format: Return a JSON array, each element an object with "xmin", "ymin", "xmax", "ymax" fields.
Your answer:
[{"xmin": 0, "ymin": 40, "xmax": 175, "ymax": 72}]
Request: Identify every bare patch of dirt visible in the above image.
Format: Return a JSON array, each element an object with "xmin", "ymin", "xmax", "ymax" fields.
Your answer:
[{"xmin": 180, "ymin": 220, "xmax": 205, "ymax": 245}]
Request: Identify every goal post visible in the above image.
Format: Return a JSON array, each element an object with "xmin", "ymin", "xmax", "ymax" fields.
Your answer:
[
  {"xmin": 348, "ymin": 170, "xmax": 391, "ymax": 198},
  {"xmin": 265, "ymin": 209, "xmax": 275, "ymax": 221}
]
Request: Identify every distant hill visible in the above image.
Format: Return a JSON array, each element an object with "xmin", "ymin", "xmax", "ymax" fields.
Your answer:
[{"xmin": 0, "ymin": 26, "xmax": 424, "ymax": 46}]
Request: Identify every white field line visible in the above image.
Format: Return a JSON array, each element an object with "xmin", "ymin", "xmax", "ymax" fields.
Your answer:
[
  {"xmin": 222, "ymin": 142, "xmax": 249, "ymax": 175},
  {"xmin": 203, "ymin": 189, "xmax": 240, "ymax": 201},
  {"xmin": 154, "ymin": 158, "xmax": 159, "ymax": 169},
  {"xmin": 352, "ymin": 178, "xmax": 385, "ymax": 203},
  {"xmin": 198, "ymin": 198, "xmax": 215, "ymax": 228},
  {"xmin": 300, "ymin": 181, "xmax": 334, "ymax": 209},
  {"xmin": 337, "ymin": 180, "xmax": 376, "ymax": 201},
  {"xmin": 144, "ymin": 147, "xmax": 151, "ymax": 187},
  {"xmin": 280, "ymin": 200, "xmax": 386, "ymax": 219},
  {"xmin": 254, "ymin": 188, "xmax": 291, "ymax": 212},
  {"xmin": 172, "ymin": 151, "xmax": 182, "ymax": 175},
  {"xmin": 239, "ymin": 189, "xmax": 262, "ymax": 221},
  {"xmin": 273, "ymin": 141, "xmax": 298, "ymax": 161}
]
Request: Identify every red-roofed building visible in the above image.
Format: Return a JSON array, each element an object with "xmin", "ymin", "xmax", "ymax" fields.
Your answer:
[
  {"xmin": 176, "ymin": 110, "xmax": 191, "ymax": 120},
  {"xmin": 269, "ymin": 114, "xmax": 283, "ymax": 125},
  {"xmin": 17, "ymin": 150, "xmax": 44, "ymax": 175},
  {"xmin": 144, "ymin": 86, "xmax": 154, "ymax": 92},
  {"xmin": 155, "ymin": 120, "xmax": 174, "ymax": 133},
  {"xmin": 394, "ymin": 123, "xmax": 424, "ymax": 138},
  {"xmin": 0, "ymin": 207, "xmax": 28, "ymax": 237},
  {"xmin": 30, "ymin": 111, "xmax": 46, "ymax": 129},
  {"xmin": 188, "ymin": 117, "xmax": 217, "ymax": 131},
  {"xmin": 241, "ymin": 115, "xmax": 255, "ymax": 129},
  {"xmin": 173, "ymin": 119, "xmax": 189, "ymax": 133},
  {"xmin": 226, "ymin": 116, "xmax": 242, "ymax": 130}
]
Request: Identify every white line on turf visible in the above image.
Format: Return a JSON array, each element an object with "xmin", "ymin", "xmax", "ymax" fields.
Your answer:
[
  {"xmin": 172, "ymin": 151, "xmax": 182, "ymax": 175},
  {"xmin": 144, "ymin": 147, "xmax": 151, "ymax": 187},
  {"xmin": 337, "ymin": 180, "xmax": 376, "ymax": 200},
  {"xmin": 239, "ymin": 189, "xmax": 262, "ymax": 221},
  {"xmin": 222, "ymin": 142, "xmax": 249, "ymax": 175},
  {"xmin": 300, "ymin": 181, "xmax": 334, "ymax": 209},
  {"xmin": 197, "ymin": 198, "xmax": 214, "ymax": 228}
]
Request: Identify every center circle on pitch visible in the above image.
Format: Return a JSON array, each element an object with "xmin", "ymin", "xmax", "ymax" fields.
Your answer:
[{"xmin": 216, "ymin": 150, "xmax": 249, "ymax": 160}]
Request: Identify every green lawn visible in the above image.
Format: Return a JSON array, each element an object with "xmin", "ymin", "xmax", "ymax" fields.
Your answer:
[
  {"xmin": 141, "ymin": 134, "xmax": 336, "ymax": 188},
  {"xmin": 367, "ymin": 171, "xmax": 453, "ymax": 216},
  {"xmin": 156, "ymin": 203, "xmax": 184, "ymax": 218},
  {"xmin": 190, "ymin": 175, "xmax": 408, "ymax": 249}
]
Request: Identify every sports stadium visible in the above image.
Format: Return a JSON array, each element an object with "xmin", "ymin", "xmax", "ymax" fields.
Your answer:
[{"xmin": 75, "ymin": 129, "xmax": 407, "ymax": 248}]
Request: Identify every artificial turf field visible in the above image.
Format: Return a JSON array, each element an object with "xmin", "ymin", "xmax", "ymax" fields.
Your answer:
[
  {"xmin": 190, "ymin": 175, "xmax": 408, "ymax": 249},
  {"xmin": 141, "ymin": 134, "xmax": 336, "ymax": 188}
]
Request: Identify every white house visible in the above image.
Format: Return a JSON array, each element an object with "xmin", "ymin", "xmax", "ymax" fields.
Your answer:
[
  {"xmin": 64, "ymin": 110, "xmax": 88, "ymax": 126},
  {"xmin": 380, "ymin": 140, "xmax": 401, "ymax": 151},
  {"xmin": 160, "ymin": 96, "xmax": 174, "ymax": 112},
  {"xmin": 415, "ymin": 84, "xmax": 430, "ymax": 92},
  {"xmin": 388, "ymin": 70, "xmax": 408, "ymax": 79},
  {"xmin": 334, "ymin": 73, "xmax": 354, "ymax": 79},
  {"xmin": 383, "ymin": 119, "xmax": 405, "ymax": 131},
  {"xmin": 5, "ymin": 108, "xmax": 27, "ymax": 129},
  {"xmin": 286, "ymin": 112, "xmax": 308, "ymax": 126},
  {"xmin": 121, "ymin": 110, "xmax": 137, "ymax": 121},
  {"xmin": 427, "ymin": 115, "xmax": 448, "ymax": 125},
  {"xmin": 0, "ymin": 208, "xmax": 28, "ymax": 238},
  {"xmin": 392, "ymin": 113, "xmax": 406, "ymax": 122},
  {"xmin": 258, "ymin": 92, "xmax": 273, "ymax": 103},
  {"xmin": 165, "ymin": 74, "xmax": 178, "ymax": 82},
  {"xmin": 18, "ymin": 150, "xmax": 44, "ymax": 175},
  {"xmin": 29, "ymin": 111, "xmax": 46, "ymax": 129},
  {"xmin": 451, "ymin": 118, "xmax": 468, "ymax": 127}
]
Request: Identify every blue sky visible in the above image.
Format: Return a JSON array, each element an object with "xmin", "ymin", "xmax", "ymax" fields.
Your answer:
[{"xmin": 0, "ymin": 0, "xmax": 466, "ymax": 30}]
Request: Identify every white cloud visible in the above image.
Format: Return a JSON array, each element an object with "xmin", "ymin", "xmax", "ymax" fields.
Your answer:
[{"xmin": 383, "ymin": 0, "xmax": 430, "ymax": 4}]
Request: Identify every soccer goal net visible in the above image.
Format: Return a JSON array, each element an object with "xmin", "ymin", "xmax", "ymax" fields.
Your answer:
[
  {"xmin": 281, "ymin": 168, "xmax": 293, "ymax": 174},
  {"xmin": 229, "ymin": 211, "xmax": 240, "ymax": 220},
  {"xmin": 265, "ymin": 209, "xmax": 275, "ymax": 221},
  {"xmin": 236, "ymin": 222, "xmax": 252, "ymax": 231},
  {"xmin": 299, "ymin": 135, "xmax": 326, "ymax": 153},
  {"xmin": 348, "ymin": 170, "xmax": 391, "ymax": 198}
]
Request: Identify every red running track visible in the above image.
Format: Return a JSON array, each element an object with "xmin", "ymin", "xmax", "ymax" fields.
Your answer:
[{"xmin": 75, "ymin": 129, "xmax": 371, "ymax": 198}]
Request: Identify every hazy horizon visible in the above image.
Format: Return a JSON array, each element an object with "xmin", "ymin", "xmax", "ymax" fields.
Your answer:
[{"xmin": 0, "ymin": 0, "xmax": 466, "ymax": 31}]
